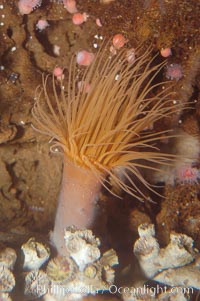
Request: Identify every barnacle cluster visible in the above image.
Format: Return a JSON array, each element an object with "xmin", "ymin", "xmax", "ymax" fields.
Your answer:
[
  {"xmin": 122, "ymin": 223, "xmax": 200, "ymax": 301},
  {"xmin": 0, "ymin": 226, "xmax": 200, "ymax": 300},
  {"xmin": 23, "ymin": 227, "xmax": 118, "ymax": 300}
]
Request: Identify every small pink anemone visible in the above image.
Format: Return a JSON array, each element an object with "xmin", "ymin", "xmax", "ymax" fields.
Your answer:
[
  {"xmin": 36, "ymin": 19, "xmax": 49, "ymax": 31},
  {"xmin": 175, "ymin": 165, "xmax": 200, "ymax": 184},
  {"xmin": 166, "ymin": 63, "xmax": 183, "ymax": 81},
  {"xmin": 76, "ymin": 50, "xmax": 95, "ymax": 66},
  {"xmin": 18, "ymin": 0, "xmax": 42, "ymax": 15},
  {"xmin": 112, "ymin": 34, "xmax": 128, "ymax": 50},
  {"xmin": 160, "ymin": 48, "xmax": 172, "ymax": 58},
  {"xmin": 63, "ymin": 0, "xmax": 78, "ymax": 13},
  {"xmin": 72, "ymin": 12, "xmax": 88, "ymax": 25}
]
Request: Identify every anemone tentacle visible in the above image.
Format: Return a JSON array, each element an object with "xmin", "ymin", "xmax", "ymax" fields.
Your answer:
[{"xmin": 32, "ymin": 44, "xmax": 181, "ymax": 200}]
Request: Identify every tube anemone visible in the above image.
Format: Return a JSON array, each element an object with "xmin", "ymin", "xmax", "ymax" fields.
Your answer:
[{"xmin": 32, "ymin": 45, "xmax": 179, "ymax": 255}]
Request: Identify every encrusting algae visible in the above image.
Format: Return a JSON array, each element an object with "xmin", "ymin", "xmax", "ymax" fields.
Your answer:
[{"xmin": 32, "ymin": 43, "xmax": 181, "ymax": 256}]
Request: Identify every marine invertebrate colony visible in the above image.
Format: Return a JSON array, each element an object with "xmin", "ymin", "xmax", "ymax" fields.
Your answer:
[
  {"xmin": 23, "ymin": 229, "xmax": 118, "ymax": 300},
  {"xmin": 165, "ymin": 63, "xmax": 183, "ymax": 81},
  {"xmin": 123, "ymin": 223, "xmax": 198, "ymax": 301},
  {"xmin": 33, "ymin": 44, "xmax": 178, "ymax": 256}
]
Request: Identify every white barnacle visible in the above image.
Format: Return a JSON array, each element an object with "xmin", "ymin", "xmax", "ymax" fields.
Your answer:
[
  {"xmin": 46, "ymin": 256, "xmax": 76, "ymax": 284},
  {"xmin": 0, "ymin": 267, "xmax": 15, "ymax": 292},
  {"xmin": 0, "ymin": 248, "xmax": 17, "ymax": 270},
  {"xmin": 138, "ymin": 223, "xmax": 156, "ymax": 237},
  {"xmin": 0, "ymin": 292, "xmax": 12, "ymax": 301},
  {"xmin": 24, "ymin": 270, "xmax": 49, "ymax": 298},
  {"xmin": 21, "ymin": 237, "xmax": 50, "ymax": 270},
  {"xmin": 64, "ymin": 229, "xmax": 101, "ymax": 270},
  {"xmin": 100, "ymin": 249, "xmax": 118, "ymax": 267},
  {"xmin": 102, "ymin": 265, "xmax": 115, "ymax": 284},
  {"xmin": 84, "ymin": 264, "xmax": 98, "ymax": 279},
  {"xmin": 65, "ymin": 237, "xmax": 86, "ymax": 254}
]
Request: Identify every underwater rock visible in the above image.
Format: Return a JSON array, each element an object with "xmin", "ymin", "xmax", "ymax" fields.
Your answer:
[
  {"xmin": 0, "ymin": 124, "xmax": 17, "ymax": 144},
  {"xmin": 21, "ymin": 237, "xmax": 50, "ymax": 270}
]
